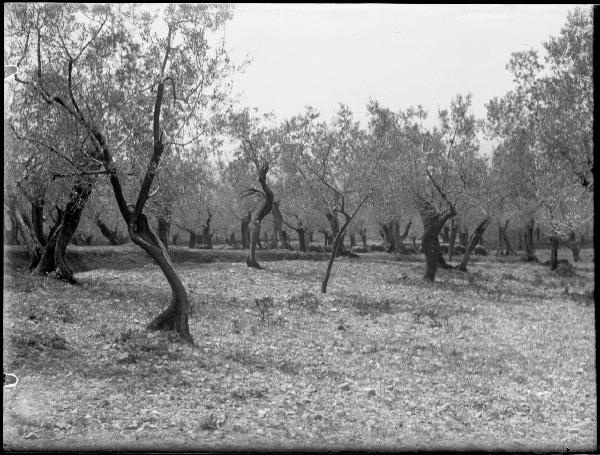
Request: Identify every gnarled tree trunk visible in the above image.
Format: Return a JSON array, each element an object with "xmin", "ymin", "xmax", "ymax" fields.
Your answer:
[
  {"xmin": 247, "ymin": 164, "xmax": 274, "ymax": 269},
  {"xmin": 419, "ymin": 201, "xmax": 456, "ymax": 282},
  {"xmin": 35, "ymin": 179, "xmax": 95, "ymax": 283},
  {"xmin": 457, "ymin": 218, "xmax": 490, "ymax": 272},
  {"xmin": 130, "ymin": 214, "xmax": 192, "ymax": 343}
]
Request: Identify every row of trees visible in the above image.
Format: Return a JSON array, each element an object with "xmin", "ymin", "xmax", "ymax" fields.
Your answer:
[{"xmin": 4, "ymin": 5, "xmax": 592, "ymax": 343}]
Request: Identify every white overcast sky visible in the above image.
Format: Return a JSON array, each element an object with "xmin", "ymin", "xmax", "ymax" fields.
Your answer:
[{"xmin": 223, "ymin": 3, "xmax": 585, "ymax": 143}]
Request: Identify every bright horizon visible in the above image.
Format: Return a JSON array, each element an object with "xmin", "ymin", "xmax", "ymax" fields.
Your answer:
[{"xmin": 223, "ymin": 4, "xmax": 585, "ymax": 155}]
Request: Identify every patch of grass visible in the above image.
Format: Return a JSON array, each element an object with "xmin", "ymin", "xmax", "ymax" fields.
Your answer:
[{"xmin": 287, "ymin": 291, "xmax": 320, "ymax": 313}]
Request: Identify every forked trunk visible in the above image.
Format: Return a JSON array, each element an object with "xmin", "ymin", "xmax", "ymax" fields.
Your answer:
[
  {"xmin": 457, "ymin": 218, "xmax": 490, "ymax": 272},
  {"xmin": 419, "ymin": 200, "xmax": 456, "ymax": 282},
  {"xmin": 35, "ymin": 180, "xmax": 94, "ymax": 283}
]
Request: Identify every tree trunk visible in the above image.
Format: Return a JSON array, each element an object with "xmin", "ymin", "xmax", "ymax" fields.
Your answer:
[
  {"xmin": 496, "ymin": 220, "xmax": 507, "ymax": 256},
  {"xmin": 31, "ymin": 199, "xmax": 45, "ymax": 244},
  {"xmin": 6, "ymin": 203, "xmax": 43, "ymax": 269},
  {"xmin": 35, "ymin": 180, "xmax": 94, "ymax": 283},
  {"xmin": 435, "ymin": 235, "xmax": 453, "ymax": 269},
  {"xmin": 172, "ymin": 234, "xmax": 178, "ymax": 246},
  {"xmin": 549, "ymin": 236, "xmax": 559, "ymax": 271},
  {"xmin": 296, "ymin": 228, "xmax": 307, "ymax": 252},
  {"xmin": 327, "ymin": 211, "xmax": 347, "ymax": 257},
  {"xmin": 270, "ymin": 201, "xmax": 284, "ymax": 249},
  {"xmin": 448, "ymin": 219, "xmax": 458, "ymax": 261},
  {"xmin": 202, "ymin": 211, "xmax": 212, "ymax": 248},
  {"xmin": 97, "ymin": 217, "xmax": 125, "ymax": 245},
  {"xmin": 157, "ymin": 217, "xmax": 170, "ymax": 250},
  {"xmin": 522, "ymin": 218, "xmax": 538, "ymax": 262},
  {"xmin": 517, "ymin": 230, "xmax": 523, "ymax": 250},
  {"xmin": 457, "ymin": 218, "xmax": 490, "ymax": 272},
  {"xmin": 569, "ymin": 231, "xmax": 582, "ymax": 262},
  {"xmin": 458, "ymin": 226, "xmax": 468, "ymax": 248},
  {"xmin": 229, "ymin": 231, "xmax": 236, "ymax": 246},
  {"xmin": 349, "ymin": 232, "xmax": 357, "ymax": 247},
  {"xmin": 247, "ymin": 164, "xmax": 274, "ymax": 269},
  {"xmin": 419, "ymin": 201, "xmax": 456, "ymax": 282},
  {"xmin": 188, "ymin": 230, "xmax": 196, "ymax": 249},
  {"xmin": 359, "ymin": 227, "xmax": 367, "ymax": 248},
  {"xmin": 441, "ymin": 224, "xmax": 450, "ymax": 243},
  {"xmin": 241, "ymin": 211, "xmax": 252, "ymax": 249},
  {"xmin": 127, "ymin": 214, "xmax": 192, "ymax": 343}
]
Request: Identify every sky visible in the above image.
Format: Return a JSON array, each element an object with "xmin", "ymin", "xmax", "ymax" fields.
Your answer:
[{"xmin": 222, "ymin": 4, "xmax": 584, "ymax": 154}]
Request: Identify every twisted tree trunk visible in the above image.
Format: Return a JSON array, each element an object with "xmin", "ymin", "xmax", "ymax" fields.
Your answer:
[
  {"xmin": 247, "ymin": 164, "xmax": 273, "ymax": 269},
  {"xmin": 457, "ymin": 218, "xmax": 490, "ymax": 272},
  {"xmin": 419, "ymin": 201, "xmax": 456, "ymax": 282},
  {"xmin": 35, "ymin": 178, "xmax": 95, "ymax": 283}
]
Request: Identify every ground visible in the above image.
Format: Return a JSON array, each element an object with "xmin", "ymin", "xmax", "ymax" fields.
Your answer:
[{"xmin": 2, "ymin": 246, "xmax": 596, "ymax": 451}]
